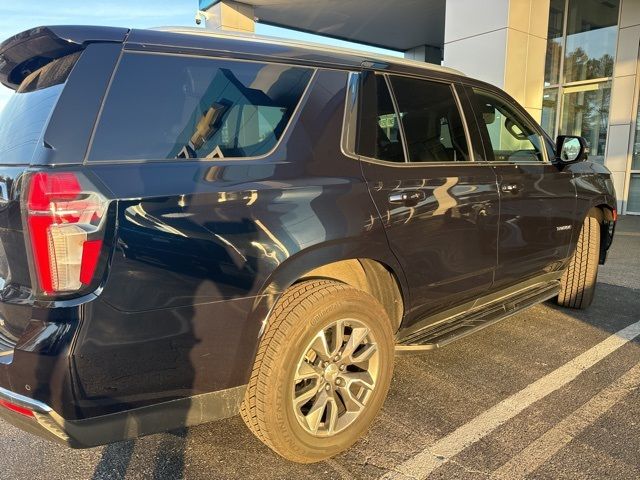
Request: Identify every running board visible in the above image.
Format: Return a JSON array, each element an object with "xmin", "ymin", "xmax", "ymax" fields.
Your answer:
[{"xmin": 395, "ymin": 281, "xmax": 561, "ymax": 353}]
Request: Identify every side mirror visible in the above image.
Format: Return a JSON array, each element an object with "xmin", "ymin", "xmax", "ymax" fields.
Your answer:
[{"xmin": 556, "ymin": 135, "xmax": 588, "ymax": 164}]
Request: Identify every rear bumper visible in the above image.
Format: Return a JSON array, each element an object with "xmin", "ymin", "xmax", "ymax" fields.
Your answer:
[{"xmin": 0, "ymin": 383, "xmax": 246, "ymax": 448}]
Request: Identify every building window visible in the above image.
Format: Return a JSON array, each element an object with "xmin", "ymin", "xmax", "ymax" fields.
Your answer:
[
  {"xmin": 564, "ymin": 0, "xmax": 618, "ymax": 83},
  {"xmin": 545, "ymin": 0, "xmax": 565, "ymax": 86},
  {"xmin": 630, "ymin": 88, "xmax": 640, "ymax": 213},
  {"xmin": 560, "ymin": 81, "xmax": 611, "ymax": 163},
  {"xmin": 541, "ymin": 87, "xmax": 559, "ymax": 136},
  {"xmin": 542, "ymin": 0, "xmax": 620, "ymax": 165}
]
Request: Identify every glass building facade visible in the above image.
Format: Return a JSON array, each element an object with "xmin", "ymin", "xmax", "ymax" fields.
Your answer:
[
  {"xmin": 630, "ymin": 95, "xmax": 640, "ymax": 212},
  {"xmin": 542, "ymin": 0, "xmax": 620, "ymax": 165}
]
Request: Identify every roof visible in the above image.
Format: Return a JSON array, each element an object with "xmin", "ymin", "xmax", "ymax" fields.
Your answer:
[
  {"xmin": 149, "ymin": 27, "xmax": 465, "ymax": 77},
  {"xmin": 0, "ymin": 25, "xmax": 465, "ymax": 91}
]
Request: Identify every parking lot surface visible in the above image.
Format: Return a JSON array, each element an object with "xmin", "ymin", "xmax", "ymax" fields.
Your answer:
[{"xmin": 1, "ymin": 217, "xmax": 639, "ymax": 480}]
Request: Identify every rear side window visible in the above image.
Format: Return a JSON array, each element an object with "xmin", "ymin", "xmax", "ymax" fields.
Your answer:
[
  {"xmin": 389, "ymin": 76, "xmax": 469, "ymax": 162},
  {"xmin": 89, "ymin": 53, "xmax": 314, "ymax": 161},
  {"xmin": 0, "ymin": 52, "xmax": 80, "ymax": 165}
]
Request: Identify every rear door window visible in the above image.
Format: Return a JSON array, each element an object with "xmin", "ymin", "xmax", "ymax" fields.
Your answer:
[
  {"xmin": 88, "ymin": 53, "xmax": 314, "ymax": 161},
  {"xmin": 388, "ymin": 76, "xmax": 470, "ymax": 162},
  {"xmin": 0, "ymin": 52, "xmax": 80, "ymax": 165}
]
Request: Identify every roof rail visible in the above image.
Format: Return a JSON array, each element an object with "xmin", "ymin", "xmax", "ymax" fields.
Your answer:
[{"xmin": 150, "ymin": 26, "xmax": 465, "ymax": 77}]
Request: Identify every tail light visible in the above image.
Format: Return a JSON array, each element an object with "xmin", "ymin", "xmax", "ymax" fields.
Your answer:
[{"xmin": 25, "ymin": 172, "xmax": 108, "ymax": 295}]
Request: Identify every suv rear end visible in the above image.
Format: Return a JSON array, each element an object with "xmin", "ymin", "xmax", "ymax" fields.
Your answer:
[
  {"xmin": 0, "ymin": 26, "xmax": 130, "ymax": 445},
  {"xmin": 0, "ymin": 25, "xmax": 349, "ymax": 448}
]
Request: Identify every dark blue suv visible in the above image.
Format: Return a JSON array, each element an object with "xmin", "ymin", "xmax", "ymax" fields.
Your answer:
[{"xmin": 0, "ymin": 26, "xmax": 616, "ymax": 462}]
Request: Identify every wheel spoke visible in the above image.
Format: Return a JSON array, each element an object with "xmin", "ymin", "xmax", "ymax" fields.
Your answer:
[
  {"xmin": 305, "ymin": 390, "xmax": 329, "ymax": 434},
  {"xmin": 336, "ymin": 384, "xmax": 364, "ymax": 412},
  {"xmin": 326, "ymin": 396, "xmax": 340, "ymax": 435},
  {"xmin": 351, "ymin": 342, "xmax": 378, "ymax": 365},
  {"xmin": 295, "ymin": 361, "xmax": 322, "ymax": 382},
  {"xmin": 294, "ymin": 382, "xmax": 321, "ymax": 409},
  {"xmin": 341, "ymin": 327, "xmax": 369, "ymax": 359},
  {"xmin": 343, "ymin": 370, "xmax": 375, "ymax": 390},
  {"xmin": 330, "ymin": 320, "xmax": 346, "ymax": 358},
  {"xmin": 310, "ymin": 329, "xmax": 332, "ymax": 360}
]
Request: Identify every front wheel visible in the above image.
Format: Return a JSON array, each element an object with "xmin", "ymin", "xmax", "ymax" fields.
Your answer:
[
  {"xmin": 240, "ymin": 280, "xmax": 395, "ymax": 463},
  {"xmin": 557, "ymin": 215, "xmax": 600, "ymax": 309}
]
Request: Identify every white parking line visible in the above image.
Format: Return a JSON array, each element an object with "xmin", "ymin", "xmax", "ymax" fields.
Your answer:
[
  {"xmin": 492, "ymin": 360, "xmax": 640, "ymax": 478},
  {"xmin": 382, "ymin": 319, "xmax": 640, "ymax": 480}
]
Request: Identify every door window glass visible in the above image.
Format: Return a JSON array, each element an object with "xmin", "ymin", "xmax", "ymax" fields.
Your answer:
[
  {"xmin": 356, "ymin": 74, "xmax": 404, "ymax": 162},
  {"xmin": 89, "ymin": 52, "xmax": 313, "ymax": 161},
  {"xmin": 471, "ymin": 89, "xmax": 545, "ymax": 162},
  {"xmin": 389, "ymin": 76, "xmax": 469, "ymax": 162}
]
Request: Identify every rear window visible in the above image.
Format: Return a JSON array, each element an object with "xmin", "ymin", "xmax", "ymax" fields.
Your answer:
[
  {"xmin": 88, "ymin": 52, "xmax": 314, "ymax": 162},
  {"xmin": 0, "ymin": 52, "xmax": 80, "ymax": 165}
]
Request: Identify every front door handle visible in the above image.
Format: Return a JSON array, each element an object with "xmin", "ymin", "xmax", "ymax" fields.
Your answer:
[
  {"xmin": 388, "ymin": 190, "xmax": 425, "ymax": 206},
  {"xmin": 501, "ymin": 183, "xmax": 520, "ymax": 194}
]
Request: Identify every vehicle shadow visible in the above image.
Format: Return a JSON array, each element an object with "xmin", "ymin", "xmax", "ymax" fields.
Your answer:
[
  {"xmin": 543, "ymin": 281, "xmax": 640, "ymax": 338},
  {"xmin": 91, "ymin": 440, "xmax": 136, "ymax": 480}
]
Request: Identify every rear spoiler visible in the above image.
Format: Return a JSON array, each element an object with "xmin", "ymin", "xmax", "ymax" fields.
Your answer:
[{"xmin": 0, "ymin": 25, "xmax": 129, "ymax": 90}]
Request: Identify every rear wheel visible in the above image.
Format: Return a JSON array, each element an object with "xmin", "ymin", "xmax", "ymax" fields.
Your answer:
[
  {"xmin": 557, "ymin": 216, "xmax": 600, "ymax": 309},
  {"xmin": 240, "ymin": 280, "xmax": 394, "ymax": 463}
]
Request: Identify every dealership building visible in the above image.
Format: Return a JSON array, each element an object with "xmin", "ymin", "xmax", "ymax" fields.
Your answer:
[{"xmin": 199, "ymin": 0, "xmax": 640, "ymax": 214}]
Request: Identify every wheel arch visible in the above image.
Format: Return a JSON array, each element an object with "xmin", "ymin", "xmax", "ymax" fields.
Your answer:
[
  {"xmin": 297, "ymin": 259, "xmax": 404, "ymax": 331},
  {"xmin": 251, "ymin": 243, "xmax": 408, "ymax": 335}
]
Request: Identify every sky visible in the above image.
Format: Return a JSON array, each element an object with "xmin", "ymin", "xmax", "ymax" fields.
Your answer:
[{"xmin": 0, "ymin": 0, "xmax": 402, "ymax": 112}]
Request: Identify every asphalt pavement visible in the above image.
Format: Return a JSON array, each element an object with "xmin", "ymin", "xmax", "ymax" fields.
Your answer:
[{"xmin": 1, "ymin": 216, "xmax": 639, "ymax": 479}]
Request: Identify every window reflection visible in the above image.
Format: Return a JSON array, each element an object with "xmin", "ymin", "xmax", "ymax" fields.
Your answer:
[
  {"xmin": 628, "ymin": 175, "xmax": 640, "ymax": 213},
  {"xmin": 564, "ymin": 0, "xmax": 619, "ymax": 83},
  {"xmin": 633, "ymin": 92, "xmax": 640, "ymax": 171},
  {"xmin": 543, "ymin": 0, "xmax": 620, "ymax": 154},
  {"xmin": 560, "ymin": 81, "xmax": 611, "ymax": 163},
  {"xmin": 630, "ymin": 91, "xmax": 640, "ymax": 213},
  {"xmin": 545, "ymin": 0, "xmax": 565, "ymax": 86},
  {"xmin": 541, "ymin": 88, "xmax": 558, "ymax": 136}
]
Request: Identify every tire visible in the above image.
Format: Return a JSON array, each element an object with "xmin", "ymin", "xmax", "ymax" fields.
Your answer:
[
  {"xmin": 240, "ymin": 280, "xmax": 395, "ymax": 463},
  {"xmin": 557, "ymin": 215, "xmax": 600, "ymax": 309}
]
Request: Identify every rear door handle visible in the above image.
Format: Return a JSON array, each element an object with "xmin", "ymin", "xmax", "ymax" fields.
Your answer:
[
  {"xmin": 388, "ymin": 190, "xmax": 425, "ymax": 206},
  {"xmin": 501, "ymin": 183, "xmax": 520, "ymax": 194}
]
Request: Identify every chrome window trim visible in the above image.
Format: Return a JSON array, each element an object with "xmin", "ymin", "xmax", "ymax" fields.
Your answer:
[{"xmin": 340, "ymin": 71, "xmax": 360, "ymax": 160}]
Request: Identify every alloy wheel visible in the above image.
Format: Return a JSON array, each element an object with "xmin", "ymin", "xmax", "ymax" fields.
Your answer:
[{"xmin": 291, "ymin": 319, "xmax": 380, "ymax": 437}]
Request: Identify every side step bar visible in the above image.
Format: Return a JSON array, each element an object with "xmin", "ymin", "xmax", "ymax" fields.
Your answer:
[{"xmin": 396, "ymin": 281, "xmax": 561, "ymax": 353}]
